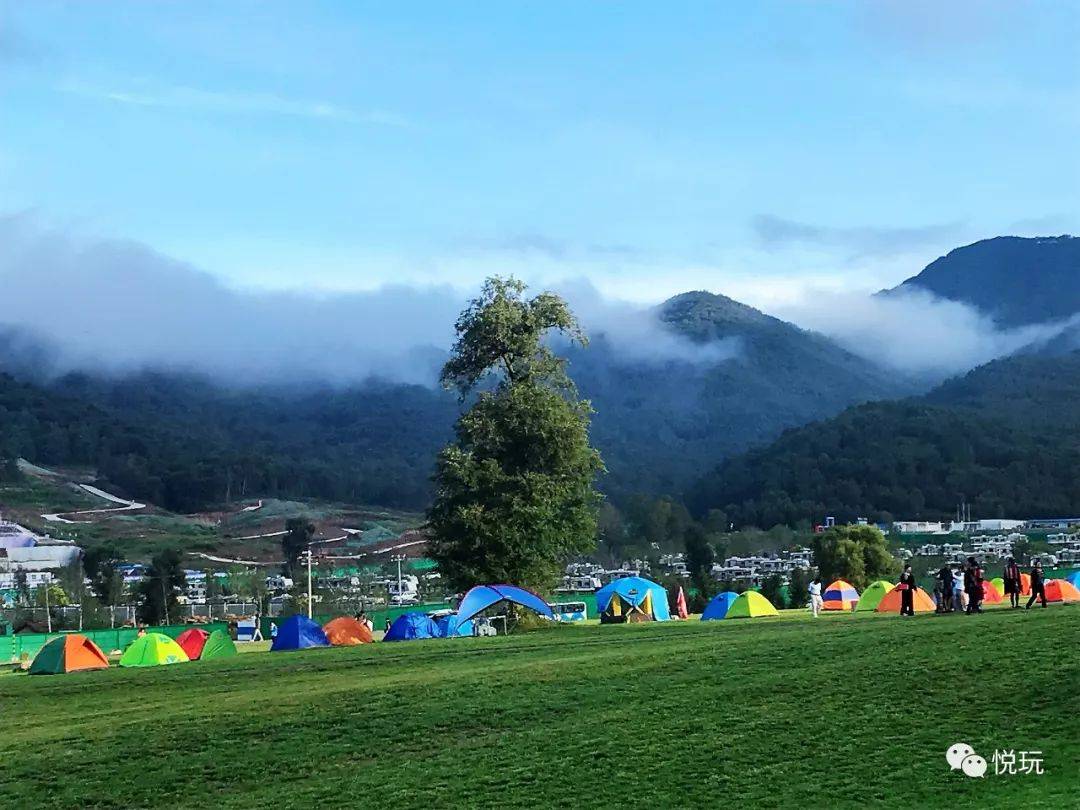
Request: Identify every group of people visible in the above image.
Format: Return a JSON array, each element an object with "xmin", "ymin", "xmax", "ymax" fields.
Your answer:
[
  {"xmin": 933, "ymin": 557, "xmax": 1048, "ymax": 613},
  {"xmin": 805, "ymin": 557, "xmax": 1051, "ymax": 617}
]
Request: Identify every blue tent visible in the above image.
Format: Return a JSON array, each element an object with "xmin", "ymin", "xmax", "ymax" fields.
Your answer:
[
  {"xmin": 701, "ymin": 591, "xmax": 739, "ymax": 621},
  {"xmin": 455, "ymin": 585, "xmax": 554, "ymax": 624},
  {"xmin": 595, "ymin": 576, "xmax": 671, "ymax": 622},
  {"xmin": 434, "ymin": 614, "xmax": 474, "ymax": 638},
  {"xmin": 270, "ymin": 614, "xmax": 330, "ymax": 651},
  {"xmin": 383, "ymin": 612, "xmax": 440, "ymax": 642},
  {"xmin": 1067, "ymin": 571, "xmax": 1080, "ymax": 590}
]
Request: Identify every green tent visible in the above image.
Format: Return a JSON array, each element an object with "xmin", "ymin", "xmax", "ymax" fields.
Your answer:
[
  {"xmin": 855, "ymin": 580, "xmax": 895, "ymax": 612},
  {"xmin": 725, "ymin": 591, "xmax": 779, "ymax": 618},
  {"xmin": 200, "ymin": 629, "xmax": 238, "ymax": 661},
  {"xmin": 119, "ymin": 633, "xmax": 190, "ymax": 668}
]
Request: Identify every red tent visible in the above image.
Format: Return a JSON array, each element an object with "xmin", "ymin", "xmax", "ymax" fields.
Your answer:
[
  {"xmin": 675, "ymin": 586, "xmax": 689, "ymax": 619},
  {"xmin": 1044, "ymin": 579, "xmax": 1080, "ymax": 603},
  {"xmin": 981, "ymin": 580, "xmax": 1003, "ymax": 604},
  {"xmin": 176, "ymin": 628, "xmax": 210, "ymax": 660}
]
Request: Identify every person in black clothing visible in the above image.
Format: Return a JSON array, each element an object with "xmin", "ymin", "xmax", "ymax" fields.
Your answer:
[
  {"xmin": 1003, "ymin": 556, "xmax": 1022, "ymax": 609},
  {"xmin": 965, "ymin": 557, "xmax": 984, "ymax": 614},
  {"xmin": 898, "ymin": 564, "xmax": 918, "ymax": 615},
  {"xmin": 1026, "ymin": 560, "xmax": 1048, "ymax": 609},
  {"xmin": 936, "ymin": 564, "xmax": 954, "ymax": 613}
]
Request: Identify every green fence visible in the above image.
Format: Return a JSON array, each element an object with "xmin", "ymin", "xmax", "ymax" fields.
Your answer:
[{"xmin": 1, "ymin": 622, "xmax": 229, "ymax": 663}]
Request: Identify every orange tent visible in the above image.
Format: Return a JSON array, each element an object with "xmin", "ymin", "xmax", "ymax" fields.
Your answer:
[
  {"xmin": 981, "ymin": 580, "xmax": 1003, "ymax": 604},
  {"xmin": 875, "ymin": 584, "xmax": 935, "ymax": 614},
  {"xmin": 1019, "ymin": 572, "xmax": 1031, "ymax": 596},
  {"xmin": 1044, "ymin": 579, "xmax": 1080, "ymax": 603},
  {"xmin": 323, "ymin": 616, "xmax": 373, "ymax": 646},
  {"xmin": 30, "ymin": 634, "xmax": 110, "ymax": 675}
]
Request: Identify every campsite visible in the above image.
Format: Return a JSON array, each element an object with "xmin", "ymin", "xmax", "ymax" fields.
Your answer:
[{"xmin": 2, "ymin": 604, "xmax": 1077, "ymax": 807}]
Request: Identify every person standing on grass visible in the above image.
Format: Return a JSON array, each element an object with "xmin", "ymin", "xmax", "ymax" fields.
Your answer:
[
  {"xmin": 1003, "ymin": 556, "xmax": 1022, "ymax": 609},
  {"xmin": 952, "ymin": 567, "xmax": 965, "ymax": 613},
  {"xmin": 898, "ymin": 564, "xmax": 917, "ymax": 616},
  {"xmin": 1026, "ymin": 560, "xmax": 1048, "ymax": 609},
  {"xmin": 936, "ymin": 564, "xmax": 954, "ymax": 613},
  {"xmin": 964, "ymin": 557, "xmax": 984, "ymax": 614},
  {"xmin": 808, "ymin": 577, "xmax": 823, "ymax": 617}
]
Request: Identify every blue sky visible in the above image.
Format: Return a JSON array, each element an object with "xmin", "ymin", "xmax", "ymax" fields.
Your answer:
[{"xmin": 2, "ymin": 1, "xmax": 1078, "ymax": 306}]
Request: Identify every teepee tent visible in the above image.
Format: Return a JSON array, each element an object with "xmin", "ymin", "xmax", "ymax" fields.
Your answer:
[
  {"xmin": 725, "ymin": 591, "xmax": 779, "ymax": 619},
  {"xmin": 701, "ymin": 592, "xmax": 739, "ymax": 621},
  {"xmin": 855, "ymin": 581, "xmax": 895, "ymax": 612},
  {"xmin": 323, "ymin": 616, "xmax": 373, "ymax": 646},
  {"xmin": 200, "ymin": 629, "xmax": 239, "ymax": 661},
  {"xmin": 176, "ymin": 628, "xmax": 210, "ymax": 660},
  {"xmin": 822, "ymin": 580, "xmax": 859, "ymax": 611},
  {"xmin": 1044, "ymin": 579, "xmax": 1080, "ymax": 603},
  {"xmin": 271, "ymin": 615, "xmax": 330, "ymax": 651},
  {"xmin": 875, "ymin": 584, "xmax": 935, "ymax": 614},
  {"xmin": 30, "ymin": 634, "xmax": 110, "ymax": 675},
  {"xmin": 119, "ymin": 633, "xmax": 190, "ymax": 667}
]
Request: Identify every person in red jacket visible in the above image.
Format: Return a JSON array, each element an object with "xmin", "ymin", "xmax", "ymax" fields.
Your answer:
[
  {"xmin": 1002, "ymin": 556, "xmax": 1022, "ymax": 609},
  {"xmin": 898, "ymin": 564, "xmax": 918, "ymax": 616}
]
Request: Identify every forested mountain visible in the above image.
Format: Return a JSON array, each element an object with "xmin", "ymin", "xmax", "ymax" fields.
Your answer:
[
  {"xmin": 690, "ymin": 349, "xmax": 1080, "ymax": 527},
  {"xmin": 0, "ymin": 290, "xmax": 906, "ymax": 512},
  {"xmin": 887, "ymin": 235, "xmax": 1080, "ymax": 327}
]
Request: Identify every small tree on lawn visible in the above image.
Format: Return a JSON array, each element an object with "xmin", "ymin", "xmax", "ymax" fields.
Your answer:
[
  {"xmin": 787, "ymin": 567, "xmax": 809, "ymax": 609},
  {"xmin": 136, "ymin": 548, "xmax": 186, "ymax": 625},
  {"xmin": 810, "ymin": 524, "xmax": 898, "ymax": 591},
  {"xmin": 759, "ymin": 574, "xmax": 785, "ymax": 610}
]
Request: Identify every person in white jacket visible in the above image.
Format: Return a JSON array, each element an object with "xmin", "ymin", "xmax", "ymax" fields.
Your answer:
[{"xmin": 808, "ymin": 577, "xmax": 823, "ymax": 617}]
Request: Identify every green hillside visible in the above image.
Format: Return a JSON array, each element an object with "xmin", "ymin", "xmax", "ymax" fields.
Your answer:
[{"xmin": 1, "ymin": 608, "xmax": 1075, "ymax": 807}]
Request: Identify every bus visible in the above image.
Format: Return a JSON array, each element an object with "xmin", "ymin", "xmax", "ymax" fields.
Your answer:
[{"xmin": 550, "ymin": 600, "xmax": 588, "ymax": 622}]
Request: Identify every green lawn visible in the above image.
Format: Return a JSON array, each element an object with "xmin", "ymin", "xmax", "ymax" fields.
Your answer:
[{"xmin": 1, "ymin": 608, "xmax": 1076, "ymax": 808}]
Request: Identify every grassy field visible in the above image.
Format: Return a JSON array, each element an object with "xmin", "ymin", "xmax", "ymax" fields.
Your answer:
[{"xmin": 1, "ymin": 608, "xmax": 1076, "ymax": 808}]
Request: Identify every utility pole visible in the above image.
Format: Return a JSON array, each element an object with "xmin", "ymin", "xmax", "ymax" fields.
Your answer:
[
  {"xmin": 44, "ymin": 581, "xmax": 52, "ymax": 634},
  {"xmin": 306, "ymin": 546, "xmax": 313, "ymax": 619}
]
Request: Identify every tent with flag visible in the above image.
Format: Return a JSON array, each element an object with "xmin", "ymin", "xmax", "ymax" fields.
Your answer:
[
  {"xmin": 855, "ymin": 580, "xmax": 895, "ymax": 612},
  {"xmin": 30, "ymin": 634, "xmax": 110, "ymax": 675},
  {"xmin": 675, "ymin": 586, "xmax": 689, "ymax": 619},
  {"xmin": 383, "ymin": 612, "xmax": 440, "ymax": 642},
  {"xmin": 875, "ymin": 583, "xmax": 935, "ymax": 613},
  {"xmin": 271, "ymin": 615, "xmax": 330, "ymax": 651},
  {"xmin": 200, "ymin": 629, "xmax": 238, "ymax": 661},
  {"xmin": 454, "ymin": 585, "xmax": 555, "ymax": 625},
  {"xmin": 1044, "ymin": 578, "xmax": 1080, "ymax": 603},
  {"xmin": 176, "ymin": 628, "xmax": 210, "ymax": 660},
  {"xmin": 725, "ymin": 591, "xmax": 779, "ymax": 619},
  {"xmin": 701, "ymin": 591, "xmax": 739, "ymax": 621},
  {"xmin": 119, "ymin": 633, "xmax": 190, "ymax": 667},
  {"xmin": 596, "ymin": 576, "xmax": 671, "ymax": 623},
  {"xmin": 323, "ymin": 617, "xmax": 373, "ymax": 646},
  {"xmin": 822, "ymin": 579, "xmax": 859, "ymax": 611}
]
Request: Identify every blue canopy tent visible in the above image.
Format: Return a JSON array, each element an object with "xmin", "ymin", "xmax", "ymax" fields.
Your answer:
[
  {"xmin": 383, "ymin": 612, "xmax": 440, "ymax": 642},
  {"xmin": 434, "ymin": 614, "xmax": 474, "ymax": 638},
  {"xmin": 595, "ymin": 576, "xmax": 671, "ymax": 623},
  {"xmin": 701, "ymin": 591, "xmax": 739, "ymax": 621},
  {"xmin": 270, "ymin": 614, "xmax": 330, "ymax": 651},
  {"xmin": 454, "ymin": 585, "xmax": 555, "ymax": 624}
]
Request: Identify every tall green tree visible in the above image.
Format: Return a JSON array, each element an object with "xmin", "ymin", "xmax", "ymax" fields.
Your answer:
[
  {"xmin": 759, "ymin": 574, "xmax": 785, "ymax": 609},
  {"xmin": 136, "ymin": 548, "xmax": 186, "ymax": 625},
  {"xmin": 810, "ymin": 525, "xmax": 898, "ymax": 591},
  {"xmin": 83, "ymin": 543, "xmax": 125, "ymax": 609},
  {"xmin": 684, "ymin": 523, "xmax": 716, "ymax": 600},
  {"xmin": 787, "ymin": 567, "xmax": 809, "ymax": 609},
  {"xmin": 428, "ymin": 277, "xmax": 604, "ymax": 592},
  {"xmin": 282, "ymin": 518, "xmax": 315, "ymax": 578}
]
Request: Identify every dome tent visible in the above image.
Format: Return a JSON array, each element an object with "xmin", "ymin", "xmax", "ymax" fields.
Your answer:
[
  {"xmin": 981, "ymin": 580, "xmax": 1003, "ymax": 604},
  {"xmin": 596, "ymin": 576, "xmax": 671, "ymax": 623},
  {"xmin": 1067, "ymin": 571, "xmax": 1080, "ymax": 590},
  {"xmin": 30, "ymin": 634, "xmax": 110, "ymax": 675},
  {"xmin": 875, "ymin": 584, "xmax": 935, "ymax": 614},
  {"xmin": 701, "ymin": 592, "xmax": 739, "ymax": 621},
  {"xmin": 176, "ymin": 628, "xmax": 210, "ymax": 660},
  {"xmin": 1044, "ymin": 579, "xmax": 1080, "ymax": 603},
  {"xmin": 200, "ymin": 629, "xmax": 238, "ymax": 661},
  {"xmin": 119, "ymin": 633, "xmax": 190, "ymax": 667},
  {"xmin": 271, "ymin": 615, "xmax": 330, "ymax": 651},
  {"xmin": 323, "ymin": 616, "xmax": 373, "ymax": 646},
  {"xmin": 725, "ymin": 591, "xmax": 779, "ymax": 619},
  {"xmin": 822, "ymin": 580, "xmax": 859, "ymax": 611},
  {"xmin": 434, "ymin": 614, "xmax": 474, "ymax": 638},
  {"xmin": 855, "ymin": 581, "xmax": 895, "ymax": 612},
  {"xmin": 383, "ymin": 612, "xmax": 440, "ymax": 642}
]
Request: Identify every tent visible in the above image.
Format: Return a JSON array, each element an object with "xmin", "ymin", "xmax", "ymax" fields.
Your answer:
[
  {"xmin": 270, "ymin": 615, "xmax": 330, "ymax": 651},
  {"xmin": 200, "ymin": 629, "xmax": 238, "ymax": 661},
  {"xmin": 30, "ymin": 634, "xmax": 110, "ymax": 675},
  {"xmin": 119, "ymin": 633, "xmax": 190, "ymax": 667},
  {"xmin": 981, "ymin": 580, "xmax": 1003, "ymax": 604},
  {"xmin": 323, "ymin": 616, "xmax": 373, "ymax": 646},
  {"xmin": 855, "ymin": 580, "xmax": 896, "ymax": 612},
  {"xmin": 176, "ymin": 628, "xmax": 210, "ymax": 660},
  {"xmin": 455, "ymin": 585, "xmax": 555, "ymax": 625},
  {"xmin": 701, "ymin": 592, "xmax": 739, "ymax": 621},
  {"xmin": 1065, "ymin": 571, "xmax": 1080, "ymax": 590},
  {"xmin": 434, "ymin": 614, "xmax": 474, "ymax": 638},
  {"xmin": 725, "ymin": 591, "xmax": 779, "ymax": 619},
  {"xmin": 596, "ymin": 576, "xmax": 671, "ymax": 623},
  {"xmin": 822, "ymin": 580, "xmax": 859, "ymax": 611},
  {"xmin": 990, "ymin": 577, "xmax": 1005, "ymax": 595},
  {"xmin": 383, "ymin": 612, "xmax": 440, "ymax": 642},
  {"xmin": 1044, "ymin": 579, "xmax": 1080, "ymax": 603},
  {"xmin": 875, "ymin": 584, "xmax": 935, "ymax": 613}
]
